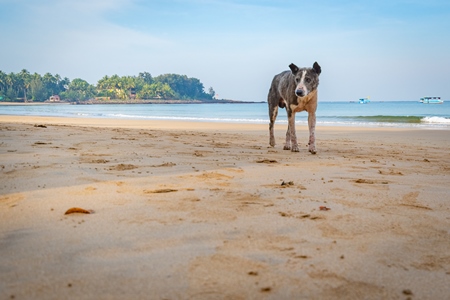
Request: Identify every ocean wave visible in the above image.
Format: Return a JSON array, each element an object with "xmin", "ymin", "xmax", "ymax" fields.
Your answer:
[
  {"xmin": 342, "ymin": 115, "xmax": 423, "ymax": 123},
  {"xmin": 421, "ymin": 116, "xmax": 450, "ymax": 124},
  {"xmin": 336, "ymin": 115, "xmax": 450, "ymax": 125},
  {"xmin": 103, "ymin": 113, "xmax": 450, "ymax": 128}
]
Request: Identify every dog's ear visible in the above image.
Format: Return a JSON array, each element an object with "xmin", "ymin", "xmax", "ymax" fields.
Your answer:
[
  {"xmin": 313, "ymin": 62, "xmax": 321, "ymax": 75},
  {"xmin": 289, "ymin": 63, "xmax": 299, "ymax": 74}
]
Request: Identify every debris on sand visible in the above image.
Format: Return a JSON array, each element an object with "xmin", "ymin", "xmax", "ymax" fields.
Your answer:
[
  {"xmin": 145, "ymin": 189, "xmax": 178, "ymax": 194},
  {"xmin": 256, "ymin": 159, "xmax": 278, "ymax": 164},
  {"xmin": 281, "ymin": 181, "xmax": 294, "ymax": 186},
  {"xmin": 354, "ymin": 178, "xmax": 374, "ymax": 184},
  {"xmin": 64, "ymin": 207, "xmax": 93, "ymax": 215}
]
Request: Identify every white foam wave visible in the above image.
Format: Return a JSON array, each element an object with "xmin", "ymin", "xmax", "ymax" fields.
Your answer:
[
  {"xmin": 106, "ymin": 114, "xmax": 450, "ymax": 128},
  {"xmin": 421, "ymin": 116, "xmax": 450, "ymax": 124}
]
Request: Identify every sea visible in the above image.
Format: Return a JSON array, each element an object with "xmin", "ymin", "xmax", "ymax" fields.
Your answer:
[{"xmin": 1, "ymin": 101, "xmax": 450, "ymax": 129}]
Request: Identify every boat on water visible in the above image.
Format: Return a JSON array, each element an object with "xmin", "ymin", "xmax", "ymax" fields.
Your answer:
[
  {"xmin": 420, "ymin": 97, "xmax": 443, "ymax": 104},
  {"xmin": 359, "ymin": 98, "xmax": 370, "ymax": 104}
]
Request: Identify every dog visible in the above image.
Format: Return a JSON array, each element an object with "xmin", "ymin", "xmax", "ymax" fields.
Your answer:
[{"xmin": 268, "ymin": 62, "xmax": 321, "ymax": 153}]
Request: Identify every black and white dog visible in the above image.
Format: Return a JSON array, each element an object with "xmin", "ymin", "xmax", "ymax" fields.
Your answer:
[{"xmin": 268, "ymin": 62, "xmax": 321, "ymax": 154}]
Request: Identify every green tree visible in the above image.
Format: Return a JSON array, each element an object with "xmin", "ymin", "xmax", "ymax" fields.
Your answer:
[
  {"xmin": 137, "ymin": 84, "xmax": 153, "ymax": 99},
  {"xmin": 42, "ymin": 72, "xmax": 57, "ymax": 99},
  {"xmin": 58, "ymin": 77, "xmax": 70, "ymax": 93},
  {"xmin": 5, "ymin": 73, "xmax": 18, "ymax": 101},
  {"xmin": 60, "ymin": 78, "xmax": 95, "ymax": 102},
  {"xmin": 137, "ymin": 82, "xmax": 175, "ymax": 99},
  {"xmin": 154, "ymin": 74, "xmax": 211, "ymax": 100},
  {"xmin": 0, "ymin": 71, "xmax": 6, "ymax": 93},
  {"xmin": 98, "ymin": 75, "xmax": 122, "ymax": 99},
  {"xmin": 18, "ymin": 69, "xmax": 31, "ymax": 102},
  {"xmin": 121, "ymin": 76, "xmax": 137, "ymax": 99},
  {"xmin": 0, "ymin": 71, "xmax": 7, "ymax": 100},
  {"xmin": 53, "ymin": 74, "xmax": 67, "ymax": 95},
  {"xmin": 30, "ymin": 75, "xmax": 47, "ymax": 101},
  {"xmin": 160, "ymin": 83, "xmax": 176, "ymax": 99},
  {"xmin": 6, "ymin": 87, "xmax": 18, "ymax": 102},
  {"xmin": 138, "ymin": 72, "xmax": 153, "ymax": 85},
  {"xmin": 208, "ymin": 87, "xmax": 216, "ymax": 99}
]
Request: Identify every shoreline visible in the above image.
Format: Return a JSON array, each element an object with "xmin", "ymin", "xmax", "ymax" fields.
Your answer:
[
  {"xmin": 0, "ymin": 101, "xmax": 72, "ymax": 106},
  {"xmin": 0, "ymin": 114, "xmax": 430, "ymax": 131},
  {"xmin": 0, "ymin": 115, "xmax": 447, "ymax": 131}
]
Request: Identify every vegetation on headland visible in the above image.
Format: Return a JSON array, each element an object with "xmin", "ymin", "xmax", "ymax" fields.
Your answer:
[{"xmin": 0, "ymin": 69, "xmax": 224, "ymax": 103}]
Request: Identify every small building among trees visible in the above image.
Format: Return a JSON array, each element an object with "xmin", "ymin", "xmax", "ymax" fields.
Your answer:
[{"xmin": 49, "ymin": 95, "xmax": 60, "ymax": 102}]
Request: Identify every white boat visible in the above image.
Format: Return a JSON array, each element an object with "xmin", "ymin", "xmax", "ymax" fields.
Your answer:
[
  {"xmin": 420, "ymin": 97, "xmax": 443, "ymax": 104},
  {"xmin": 359, "ymin": 98, "xmax": 370, "ymax": 104}
]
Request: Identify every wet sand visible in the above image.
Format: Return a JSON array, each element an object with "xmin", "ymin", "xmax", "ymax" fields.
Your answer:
[{"xmin": 1, "ymin": 115, "xmax": 449, "ymax": 299}]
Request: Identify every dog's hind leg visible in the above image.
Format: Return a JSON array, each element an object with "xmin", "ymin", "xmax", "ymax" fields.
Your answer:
[
  {"xmin": 269, "ymin": 105, "xmax": 278, "ymax": 147},
  {"xmin": 268, "ymin": 89, "xmax": 279, "ymax": 147}
]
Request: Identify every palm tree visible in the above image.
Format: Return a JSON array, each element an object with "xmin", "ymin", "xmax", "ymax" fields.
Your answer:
[
  {"xmin": 0, "ymin": 71, "xmax": 7, "ymax": 97},
  {"xmin": 138, "ymin": 72, "xmax": 153, "ymax": 85},
  {"xmin": 42, "ymin": 72, "xmax": 57, "ymax": 98},
  {"xmin": 4, "ymin": 72, "xmax": 19, "ymax": 101},
  {"xmin": 5, "ymin": 72, "xmax": 15, "ymax": 89},
  {"xmin": 54, "ymin": 74, "xmax": 62, "ymax": 95},
  {"xmin": 121, "ymin": 76, "xmax": 136, "ymax": 99},
  {"xmin": 19, "ymin": 69, "xmax": 31, "ymax": 102},
  {"xmin": 30, "ymin": 76, "xmax": 46, "ymax": 101}
]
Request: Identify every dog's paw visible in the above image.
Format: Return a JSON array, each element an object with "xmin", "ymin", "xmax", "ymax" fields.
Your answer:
[
  {"xmin": 291, "ymin": 145, "xmax": 300, "ymax": 152},
  {"xmin": 309, "ymin": 149, "xmax": 317, "ymax": 154},
  {"xmin": 308, "ymin": 145, "xmax": 317, "ymax": 154},
  {"xmin": 283, "ymin": 145, "xmax": 291, "ymax": 150}
]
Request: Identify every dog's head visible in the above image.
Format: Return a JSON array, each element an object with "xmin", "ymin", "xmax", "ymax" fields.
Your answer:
[{"xmin": 289, "ymin": 62, "xmax": 321, "ymax": 98}]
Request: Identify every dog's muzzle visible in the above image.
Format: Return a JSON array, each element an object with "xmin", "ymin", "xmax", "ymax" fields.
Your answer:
[{"xmin": 295, "ymin": 89, "xmax": 305, "ymax": 97}]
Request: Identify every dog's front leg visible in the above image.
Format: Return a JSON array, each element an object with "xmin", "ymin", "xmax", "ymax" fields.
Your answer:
[
  {"xmin": 284, "ymin": 123, "xmax": 291, "ymax": 150},
  {"xmin": 286, "ymin": 112, "xmax": 299, "ymax": 152},
  {"xmin": 308, "ymin": 111, "xmax": 316, "ymax": 154}
]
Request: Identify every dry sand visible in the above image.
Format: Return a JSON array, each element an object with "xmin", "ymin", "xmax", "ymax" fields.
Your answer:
[{"xmin": 1, "ymin": 115, "xmax": 449, "ymax": 299}]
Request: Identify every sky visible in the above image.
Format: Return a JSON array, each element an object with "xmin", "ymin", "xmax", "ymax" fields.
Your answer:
[{"xmin": 1, "ymin": 0, "xmax": 449, "ymax": 101}]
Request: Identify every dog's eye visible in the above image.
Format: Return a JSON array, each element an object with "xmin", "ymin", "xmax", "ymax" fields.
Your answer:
[
  {"xmin": 305, "ymin": 78, "xmax": 311, "ymax": 83},
  {"xmin": 295, "ymin": 78, "xmax": 300, "ymax": 83}
]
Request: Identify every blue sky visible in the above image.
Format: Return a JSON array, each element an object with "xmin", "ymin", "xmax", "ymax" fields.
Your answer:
[{"xmin": 1, "ymin": 0, "xmax": 449, "ymax": 101}]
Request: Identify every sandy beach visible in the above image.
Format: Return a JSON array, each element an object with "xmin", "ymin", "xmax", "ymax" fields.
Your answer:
[{"xmin": 1, "ymin": 115, "xmax": 449, "ymax": 299}]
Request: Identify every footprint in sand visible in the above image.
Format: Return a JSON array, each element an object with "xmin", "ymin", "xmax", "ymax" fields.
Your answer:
[
  {"xmin": 0, "ymin": 194, "xmax": 25, "ymax": 208},
  {"xmin": 109, "ymin": 164, "xmax": 138, "ymax": 171}
]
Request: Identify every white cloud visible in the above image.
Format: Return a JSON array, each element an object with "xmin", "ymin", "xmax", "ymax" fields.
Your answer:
[{"xmin": 0, "ymin": 0, "xmax": 174, "ymax": 81}]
